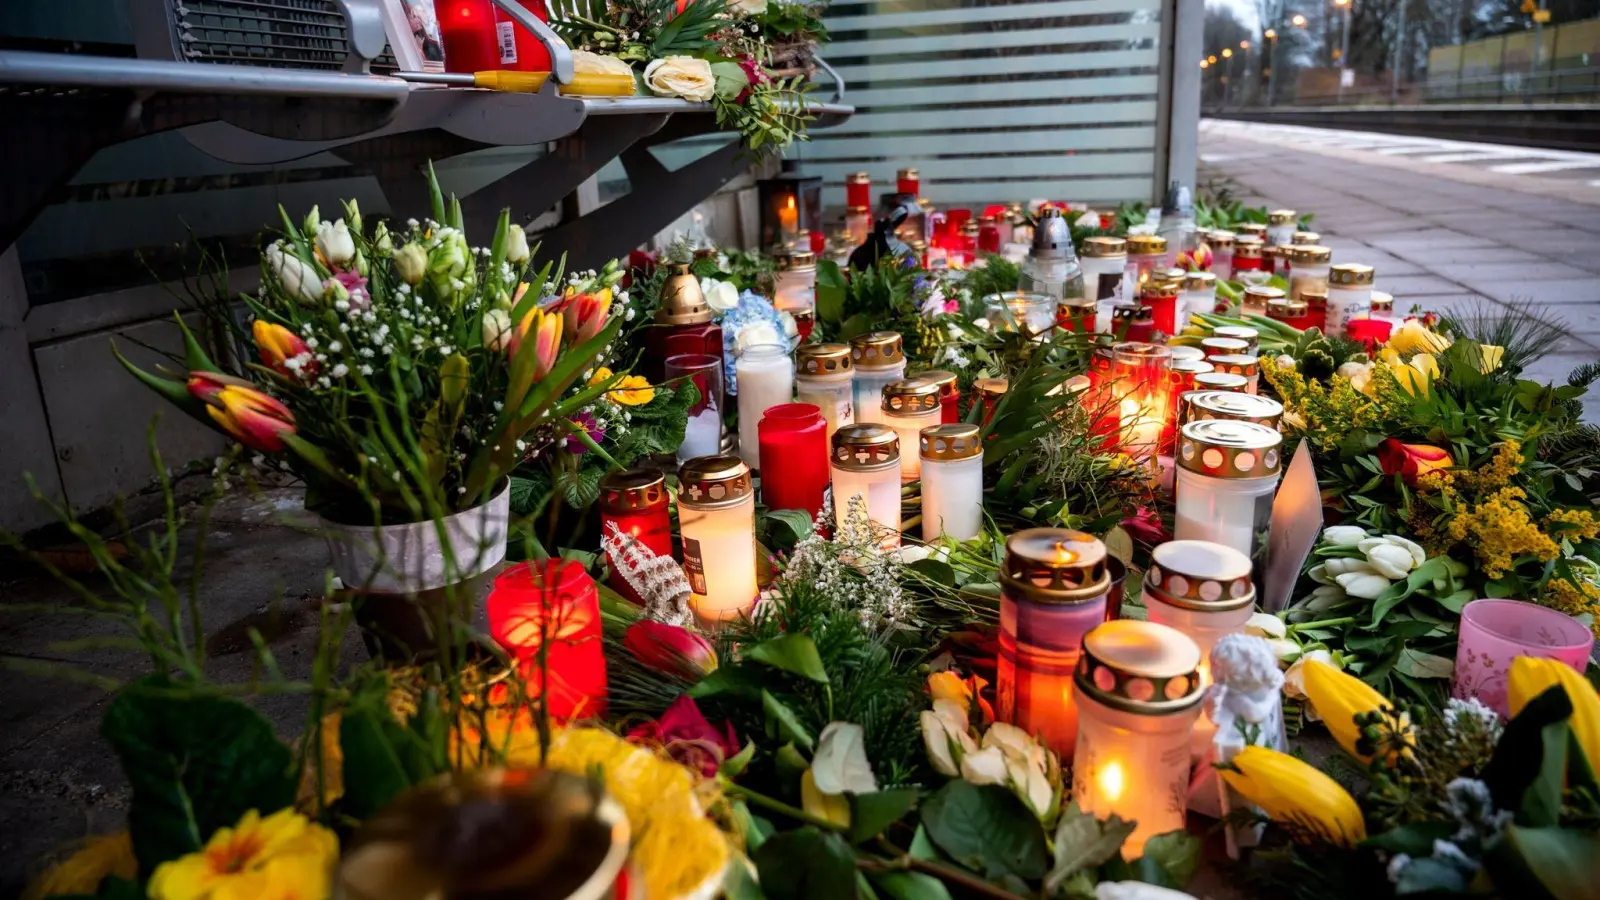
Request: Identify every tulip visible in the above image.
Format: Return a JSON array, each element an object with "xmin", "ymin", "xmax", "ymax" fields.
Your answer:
[
  {"xmin": 394, "ymin": 243, "xmax": 428, "ymax": 286},
  {"xmin": 191, "ymin": 380, "xmax": 296, "ymax": 453},
  {"xmin": 264, "ymin": 244, "xmax": 323, "ymax": 306},
  {"xmin": 372, "ymin": 221, "xmax": 393, "ymax": 257},
  {"xmin": 1377, "ymin": 438, "xmax": 1452, "ymax": 485},
  {"xmin": 1334, "ymin": 571, "xmax": 1391, "ymax": 600},
  {"xmin": 1386, "ymin": 318, "xmax": 1451, "ymax": 356},
  {"xmin": 515, "ymin": 306, "xmax": 563, "ymax": 380},
  {"xmin": 1476, "ymin": 343, "xmax": 1505, "ymax": 374},
  {"xmin": 316, "ymin": 218, "xmax": 355, "ymax": 268},
  {"xmin": 801, "ymin": 769, "xmax": 852, "ymax": 828},
  {"xmin": 252, "ymin": 320, "xmax": 314, "ymax": 377},
  {"xmin": 1302, "ymin": 660, "xmax": 1411, "ymax": 763},
  {"xmin": 1364, "ymin": 543, "xmax": 1415, "ymax": 579},
  {"xmin": 623, "ymin": 620, "xmax": 717, "ymax": 680},
  {"xmin": 562, "ymin": 288, "xmax": 612, "ymax": 345},
  {"xmin": 505, "ymin": 223, "xmax": 530, "ymax": 265},
  {"xmin": 1245, "ymin": 612, "xmax": 1287, "ymax": 639},
  {"xmin": 1220, "ymin": 746, "xmax": 1366, "ymax": 847},
  {"xmin": 321, "ymin": 276, "xmax": 350, "ymax": 306},
  {"xmin": 1322, "ymin": 525, "xmax": 1368, "ymax": 547},
  {"xmin": 302, "ymin": 204, "xmax": 321, "ymax": 236},
  {"xmin": 1508, "ymin": 656, "xmax": 1600, "ymax": 771},
  {"xmin": 960, "ymin": 746, "xmax": 1009, "ymax": 786},
  {"xmin": 1359, "ymin": 534, "xmax": 1425, "ymax": 569},
  {"xmin": 482, "ymin": 308, "xmax": 513, "ymax": 353}
]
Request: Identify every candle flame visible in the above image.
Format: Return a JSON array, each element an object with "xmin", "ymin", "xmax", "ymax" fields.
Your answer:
[
  {"xmin": 1052, "ymin": 542, "xmax": 1079, "ymax": 564},
  {"xmin": 783, "ymin": 195, "xmax": 795, "ymax": 211},
  {"xmin": 1098, "ymin": 761, "xmax": 1125, "ymax": 801}
]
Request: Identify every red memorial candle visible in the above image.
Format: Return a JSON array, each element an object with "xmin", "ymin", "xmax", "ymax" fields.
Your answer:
[
  {"xmin": 758, "ymin": 403, "xmax": 829, "ymax": 517},
  {"xmin": 598, "ymin": 468, "xmax": 671, "ymax": 606},
  {"xmin": 487, "ymin": 560, "xmax": 608, "ymax": 721}
]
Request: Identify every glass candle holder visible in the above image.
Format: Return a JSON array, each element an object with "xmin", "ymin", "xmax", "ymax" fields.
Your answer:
[
  {"xmin": 759, "ymin": 403, "xmax": 828, "ymax": 518},
  {"xmin": 916, "ymin": 369, "xmax": 961, "ymax": 424},
  {"xmin": 1081, "ymin": 236, "xmax": 1130, "ymax": 305},
  {"xmin": 735, "ymin": 343, "xmax": 794, "ymax": 471},
  {"xmin": 1452, "ymin": 598, "xmax": 1595, "ymax": 717},
  {"xmin": 1212, "ymin": 326, "xmax": 1259, "ymax": 356},
  {"xmin": 678, "ymin": 455, "xmax": 758, "ymax": 626},
  {"xmin": 1371, "ymin": 291, "xmax": 1395, "ymax": 323},
  {"xmin": 1236, "ymin": 222, "xmax": 1268, "ymax": 241},
  {"xmin": 1019, "ymin": 209, "xmax": 1087, "ymax": 305},
  {"xmin": 796, "ymin": 343, "xmax": 854, "ymax": 445},
  {"xmin": 1165, "ymin": 360, "xmax": 1214, "ymax": 452},
  {"xmin": 845, "ymin": 171, "xmax": 871, "ymax": 209},
  {"xmin": 1302, "ymin": 286, "xmax": 1328, "ymax": 332},
  {"xmin": 997, "ymin": 529, "xmax": 1112, "ymax": 756},
  {"xmin": 1182, "ymin": 271, "xmax": 1216, "ymax": 330},
  {"xmin": 1292, "ymin": 230, "xmax": 1320, "ymax": 246},
  {"xmin": 487, "ymin": 560, "xmax": 608, "ymax": 721},
  {"xmin": 1071, "ymin": 619, "xmax": 1204, "ymax": 859},
  {"xmin": 1264, "ymin": 245, "xmax": 1289, "ymax": 276},
  {"xmin": 1268, "ymin": 296, "xmax": 1313, "ymax": 334},
  {"xmin": 1347, "ymin": 316, "xmax": 1393, "ymax": 349},
  {"xmin": 1208, "ymin": 354, "xmax": 1260, "ymax": 395},
  {"xmin": 830, "ymin": 424, "xmax": 902, "ymax": 551},
  {"xmin": 1181, "ymin": 390, "xmax": 1283, "ymax": 431},
  {"xmin": 1125, "ymin": 234, "xmax": 1170, "ymax": 292},
  {"xmin": 1327, "ymin": 264, "xmax": 1375, "ymax": 336},
  {"xmin": 983, "ymin": 291, "xmax": 1057, "ymax": 337},
  {"xmin": 977, "ymin": 377, "xmax": 1009, "ymax": 426},
  {"xmin": 599, "ymin": 468, "xmax": 672, "ymax": 607},
  {"xmin": 772, "ymin": 250, "xmax": 818, "ymax": 329},
  {"xmin": 646, "ymin": 264, "xmax": 724, "ymax": 383},
  {"xmin": 1056, "ymin": 297, "xmax": 1098, "ymax": 335},
  {"xmin": 897, "ymin": 167, "xmax": 920, "ymax": 196},
  {"xmin": 1110, "ymin": 342, "xmax": 1173, "ymax": 462},
  {"xmin": 1240, "ymin": 285, "xmax": 1282, "ymax": 317},
  {"xmin": 850, "ymin": 331, "xmax": 906, "ymax": 425},
  {"xmin": 1140, "ymin": 279, "xmax": 1181, "ymax": 338},
  {"xmin": 1168, "ymin": 345, "xmax": 1207, "ymax": 363},
  {"xmin": 1142, "ymin": 539, "xmax": 1256, "ymax": 756},
  {"xmin": 1207, "ymin": 230, "xmax": 1235, "ymax": 281},
  {"xmin": 920, "ymin": 423, "xmax": 983, "ymax": 542},
  {"xmin": 883, "ymin": 379, "xmax": 944, "ymax": 482},
  {"xmin": 1175, "ymin": 420, "xmax": 1283, "ymax": 574},
  {"xmin": 846, "ymin": 205, "xmax": 872, "ymax": 245},
  {"xmin": 1230, "ymin": 236, "xmax": 1268, "ymax": 287},
  {"xmin": 1266, "ymin": 209, "xmax": 1297, "ymax": 248},
  {"xmin": 1287, "ymin": 245, "xmax": 1332, "ymax": 304},
  {"xmin": 666, "ymin": 353, "xmax": 725, "ymax": 463}
]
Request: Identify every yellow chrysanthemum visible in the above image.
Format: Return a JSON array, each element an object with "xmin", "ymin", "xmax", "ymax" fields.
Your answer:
[
  {"xmin": 23, "ymin": 832, "xmax": 137, "ymax": 900},
  {"xmin": 1545, "ymin": 576, "xmax": 1600, "ymax": 641},
  {"xmin": 147, "ymin": 808, "xmax": 338, "ymax": 900},
  {"xmin": 588, "ymin": 366, "xmax": 657, "ymax": 406}
]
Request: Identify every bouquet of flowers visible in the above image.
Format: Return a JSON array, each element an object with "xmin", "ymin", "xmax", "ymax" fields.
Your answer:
[{"xmin": 118, "ymin": 167, "xmax": 626, "ymax": 524}]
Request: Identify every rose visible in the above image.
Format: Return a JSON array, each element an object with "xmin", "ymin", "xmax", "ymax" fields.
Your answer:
[
  {"xmin": 1377, "ymin": 438, "xmax": 1452, "ymax": 485},
  {"xmin": 626, "ymin": 695, "xmax": 739, "ymax": 778},
  {"xmin": 699, "ymin": 277, "xmax": 740, "ymax": 312},
  {"xmin": 644, "ymin": 57, "xmax": 716, "ymax": 102}
]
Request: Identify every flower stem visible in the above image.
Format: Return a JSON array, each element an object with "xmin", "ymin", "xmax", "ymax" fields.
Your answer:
[
  {"xmin": 1289, "ymin": 616, "xmax": 1356, "ymax": 632},
  {"xmin": 866, "ymin": 838, "xmax": 1028, "ymax": 900},
  {"xmin": 723, "ymin": 783, "xmax": 843, "ymax": 833}
]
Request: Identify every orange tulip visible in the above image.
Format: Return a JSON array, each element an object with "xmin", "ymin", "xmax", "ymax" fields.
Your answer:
[
  {"xmin": 252, "ymin": 320, "xmax": 313, "ymax": 377},
  {"xmin": 562, "ymin": 288, "xmax": 612, "ymax": 345},
  {"xmin": 515, "ymin": 306, "xmax": 563, "ymax": 380},
  {"xmin": 1377, "ymin": 439, "xmax": 1451, "ymax": 485},
  {"xmin": 188, "ymin": 373, "xmax": 295, "ymax": 452}
]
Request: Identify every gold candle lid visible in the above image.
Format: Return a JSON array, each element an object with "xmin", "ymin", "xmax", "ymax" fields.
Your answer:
[
  {"xmin": 1210, "ymin": 354, "xmax": 1260, "ymax": 377},
  {"xmin": 850, "ymin": 331, "xmax": 905, "ymax": 369},
  {"xmin": 599, "ymin": 468, "xmax": 668, "ymax": 515},
  {"xmin": 1178, "ymin": 419, "xmax": 1283, "ymax": 479},
  {"xmin": 1200, "ymin": 336, "xmax": 1250, "ymax": 358},
  {"xmin": 1001, "ymin": 528, "xmax": 1110, "ymax": 604},
  {"xmin": 1187, "ymin": 390, "xmax": 1282, "ymax": 428},
  {"xmin": 1233, "ymin": 236, "xmax": 1264, "ymax": 259},
  {"xmin": 1193, "ymin": 371, "xmax": 1249, "ymax": 392},
  {"xmin": 1082, "ymin": 236, "xmax": 1128, "ymax": 258},
  {"xmin": 1075, "ymin": 620, "xmax": 1204, "ymax": 715},
  {"xmin": 775, "ymin": 249, "xmax": 816, "ymax": 271},
  {"xmin": 919, "ymin": 197, "xmax": 934, "ymax": 211},
  {"xmin": 910, "ymin": 238, "xmax": 929, "ymax": 253},
  {"xmin": 1291, "ymin": 230, "xmax": 1321, "ymax": 245},
  {"xmin": 1267, "ymin": 298, "xmax": 1309, "ymax": 319},
  {"xmin": 1212, "ymin": 325, "xmax": 1259, "ymax": 352},
  {"xmin": 1267, "ymin": 209, "xmax": 1297, "ymax": 225},
  {"xmin": 1288, "ymin": 244, "xmax": 1332, "ymax": 264},
  {"xmin": 912, "ymin": 369, "xmax": 959, "ymax": 399},
  {"xmin": 897, "ymin": 167, "xmax": 920, "ymax": 181},
  {"xmin": 831, "ymin": 423, "xmax": 900, "ymax": 472},
  {"xmin": 847, "ymin": 204, "xmax": 871, "ymax": 215},
  {"xmin": 1168, "ymin": 345, "xmax": 1207, "ymax": 362},
  {"xmin": 1184, "ymin": 271, "xmax": 1217, "ymax": 291},
  {"xmin": 1126, "ymin": 234, "xmax": 1168, "ymax": 256},
  {"xmin": 1329, "ymin": 263, "xmax": 1375, "ymax": 286},
  {"xmin": 920, "ymin": 423, "xmax": 981, "ymax": 461},
  {"xmin": 845, "ymin": 171, "xmax": 870, "ymax": 185},
  {"xmin": 1243, "ymin": 285, "xmax": 1284, "ymax": 308},
  {"xmin": 882, "ymin": 378, "xmax": 942, "ymax": 416},
  {"xmin": 1205, "ymin": 230, "xmax": 1235, "ymax": 249},
  {"xmin": 677, "ymin": 454, "xmax": 753, "ymax": 508},
  {"xmin": 1058, "ymin": 295, "xmax": 1097, "ymax": 317},
  {"xmin": 1236, "ymin": 223, "xmax": 1269, "ymax": 238},
  {"xmin": 1139, "ymin": 280, "xmax": 1177, "ymax": 302},
  {"xmin": 797, "ymin": 342, "xmax": 852, "ymax": 375},
  {"xmin": 657, "ymin": 263, "xmax": 713, "ymax": 325},
  {"xmin": 1145, "ymin": 540, "xmax": 1256, "ymax": 613},
  {"xmin": 1371, "ymin": 292, "xmax": 1394, "ymax": 312},
  {"xmin": 976, "ymin": 376, "xmax": 1008, "ymax": 398}
]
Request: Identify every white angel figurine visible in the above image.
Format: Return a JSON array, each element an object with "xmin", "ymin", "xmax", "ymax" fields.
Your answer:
[{"xmin": 1201, "ymin": 633, "xmax": 1287, "ymax": 858}]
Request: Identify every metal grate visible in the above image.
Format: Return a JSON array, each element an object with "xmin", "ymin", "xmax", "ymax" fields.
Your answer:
[{"xmin": 172, "ymin": 0, "xmax": 398, "ymax": 71}]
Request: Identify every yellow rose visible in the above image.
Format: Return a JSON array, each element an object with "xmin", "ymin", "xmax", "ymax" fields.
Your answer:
[
  {"xmin": 1476, "ymin": 343, "xmax": 1505, "ymax": 374},
  {"xmin": 589, "ymin": 367, "xmax": 657, "ymax": 406},
  {"xmin": 643, "ymin": 56, "xmax": 716, "ymax": 102},
  {"xmin": 148, "ymin": 808, "xmax": 338, "ymax": 900},
  {"xmin": 1385, "ymin": 318, "xmax": 1451, "ymax": 356},
  {"xmin": 573, "ymin": 50, "xmax": 635, "ymax": 78},
  {"xmin": 927, "ymin": 671, "xmax": 970, "ymax": 706}
]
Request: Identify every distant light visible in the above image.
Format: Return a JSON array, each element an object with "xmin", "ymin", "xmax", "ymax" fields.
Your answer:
[
  {"xmin": 1222, "ymin": 48, "xmax": 1234, "ymax": 58},
  {"xmin": 1240, "ymin": 40, "xmax": 1251, "ymax": 48},
  {"xmin": 1264, "ymin": 28, "xmax": 1277, "ymax": 37},
  {"xmin": 1200, "ymin": 60, "xmax": 1209, "ymax": 68},
  {"xmin": 1292, "ymin": 13, "xmax": 1308, "ymax": 26},
  {"xmin": 1209, "ymin": 55, "xmax": 1218, "ymax": 63}
]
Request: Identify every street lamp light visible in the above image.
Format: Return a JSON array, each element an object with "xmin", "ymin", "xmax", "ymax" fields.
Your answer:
[
  {"xmin": 1209, "ymin": 55, "xmax": 1218, "ymax": 63},
  {"xmin": 1240, "ymin": 40, "xmax": 1250, "ymax": 49},
  {"xmin": 1335, "ymin": 0, "xmax": 1352, "ymax": 100},
  {"xmin": 1292, "ymin": 13, "xmax": 1307, "ymax": 26},
  {"xmin": 1222, "ymin": 48, "xmax": 1233, "ymax": 58},
  {"xmin": 1264, "ymin": 27, "xmax": 1277, "ymax": 38}
]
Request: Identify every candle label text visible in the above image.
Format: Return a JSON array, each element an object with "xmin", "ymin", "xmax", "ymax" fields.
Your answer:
[{"xmin": 683, "ymin": 537, "xmax": 708, "ymax": 595}]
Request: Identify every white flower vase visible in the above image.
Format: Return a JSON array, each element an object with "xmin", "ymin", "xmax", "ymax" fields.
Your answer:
[{"xmin": 317, "ymin": 483, "xmax": 511, "ymax": 595}]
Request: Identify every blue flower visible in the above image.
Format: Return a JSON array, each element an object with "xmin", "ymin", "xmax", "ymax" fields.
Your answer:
[{"xmin": 716, "ymin": 289, "xmax": 787, "ymax": 395}]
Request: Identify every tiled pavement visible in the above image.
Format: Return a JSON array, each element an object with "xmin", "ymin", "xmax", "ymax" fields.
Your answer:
[{"xmin": 1199, "ymin": 119, "xmax": 1600, "ymax": 422}]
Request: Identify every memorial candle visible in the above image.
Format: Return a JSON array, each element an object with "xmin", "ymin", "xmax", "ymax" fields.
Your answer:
[
  {"xmin": 1125, "ymin": 234, "xmax": 1169, "ymax": 291},
  {"xmin": 487, "ymin": 560, "xmax": 608, "ymax": 721},
  {"xmin": 1327, "ymin": 264, "xmax": 1375, "ymax": 336},
  {"xmin": 795, "ymin": 343, "xmax": 854, "ymax": 444},
  {"xmin": 1266, "ymin": 209, "xmax": 1297, "ymax": 249},
  {"xmin": 920, "ymin": 423, "xmax": 983, "ymax": 542},
  {"xmin": 666, "ymin": 353, "xmax": 725, "ymax": 463},
  {"xmin": 1230, "ymin": 236, "xmax": 1268, "ymax": 287},
  {"xmin": 850, "ymin": 332, "xmax": 906, "ymax": 424},
  {"xmin": 976, "ymin": 377, "xmax": 1008, "ymax": 425},
  {"xmin": 897, "ymin": 167, "xmax": 921, "ymax": 197},
  {"xmin": 830, "ymin": 424, "xmax": 902, "ymax": 551},
  {"xmin": 598, "ymin": 469, "xmax": 671, "ymax": 606},
  {"xmin": 677, "ymin": 455, "xmax": 758, "ymax": 626},
  {"xmin": 1208, "ymin": 354, "xmax": 1261, "ymax": 395},
  {"xmin": 1212, "ymin": 326, "xmax": 1259, "ymax": 355},
  {"xmin": 758, "ymin": 404, "xmax": 828, "ymax": 517},
  {"xmin": 645, "ymin": 265, "xmax": 723, "ymax": 383},
  {"xmin": 735, "ymin": 343, "xmax": 794, "ymax": 471},
  {"xmin": 845, "ymin": 171, "xmax": 871, "ymax": 210},
  {"xmin": 1174, "ymin": 420, "xmax": 1283, "ymax": 570},
  {"xmin": 1207, "ymin": 230, "xmax": 1235, "ymax": 281},
  {"xmin": 882, "ymin": 378, "xmax": 944, "ymax": 482},
  {"xmin": 1287, "ymin": 245, "xmax": 1332, "ymax": 304},
  {"xmin": 915, "ymin": 369, "xmax": 961, "ymax": 423},
  {"xmin": 771, "ymin": 250, "xmax": 818, "ymax": 338}
]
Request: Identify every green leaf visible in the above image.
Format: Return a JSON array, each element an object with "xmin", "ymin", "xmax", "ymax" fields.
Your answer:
[
  {"xmin": 725, "ymin": 856, "xmax": 769, "ymax": 900},
  {"xmin": 1395, "ymin": 648, "xmax": 1454, "ymax": 679},
  {"xmin": 687, "ymin": 666, "xmax": 765, "ymax": 700},
  {"xmin": 908, "ymin": 824, "xmax": 942, "ymax": 861},
  {"xmin": 1484, "ymin": 825, "xmax": 1600, "ymax": 900},
  {"xmin": 907, "ymin": 558, "xmax": 957, "ymax": 587},
  {"xmin": 849, "ymin": 788, "xmax": 921, "ymax": 844},
  {"xmin": 1044, "ymin": 804, "xmax": 1135, "ymax": 894},
  {"xmin": 722, "ymin": 740, "xmax": 757, "ymax": 777},
  {"xmin": 752, "ymin": 827, "xmax": 859, "ymax": 900},
  {"xmin": 747, "ymin": 634, "xmax": 830, "ymax": 684},
  {"xmin": 101, "ymin": 677, "xmax": 297, "ymax": 872},
  {"xmin": 869, "ymin": 871, "xmax": 953, "ymax": 900},
  {"xmin": 775, "ymin": 741, "xmax": 810, "ymax": 783},
  {"xmin": 1483, "ymin": 685, "xmax": 1573, "ymax": 827},
  {"xmin": 711, "ymin": 60, "xmax": 750, "ymax": 100},
  {"xmin": 337, "ymin": 679, "xmax": 448, "ymax": 819},
  {"xmin": 171, "ymin": 312, "xmax": 221, "ymax": 373},
  {"xmin": 1134, "ymin": 830, "xmax": 1202, "ymax": 888},
  {"xmin": 1361, "ymin": 820, "xmax": 1456, "ymax": 856},
  {"xmin": 762, "ymin": 689, "xmax": 815, "ymax": 751},
  {"xmin": 921, "ymin": 781, "xmax": 1049, "ymax": 881},
  {"xmin": 815, "ymin": 260, "xmax": 847, "ymax": 324}
]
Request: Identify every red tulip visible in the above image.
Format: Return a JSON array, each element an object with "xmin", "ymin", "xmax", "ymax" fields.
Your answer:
[
  {"xmin": 188, "ymin": 373, "xmax": 295, "ymax": 452},
  {"xmin": 626, "ymin": 695, "xmax": 738, "ymax": 778},
  {"xmin": 561, "ymin": 288, "xmax": 612, "ymax": 345},
  {"xmin": 623, "ymin": 620, "xmax": 717, "ymax": 680},
  {"xmin": 252, "ymin": 320, "xmax": 314, "ymax": 377},
  {"xmin": 186, "ymin": 371, "xmax": 258, "ymax": 403},
  {"xmin": 1378, "ymin": 438, "xmax": 1451, "ymax": 485}
]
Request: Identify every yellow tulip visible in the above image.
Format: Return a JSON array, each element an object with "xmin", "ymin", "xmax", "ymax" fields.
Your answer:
[
  {"xmin": 1222, "ymin": 746, "xmax": 1366, "ymax": 847},
  {"xmin": 1302, "ymin": 660, "xmax": 1412, "ymax": 763},
  {"xmin": 1508, "ymin": 656, "xmax": 1600, "ymax": 771},
  {"xmin": 1386, "ymin": 318, "xmax": 1452, "ymax": 356},
  {"xmin": 1476, "ymin": 343, "xmax": 1505, "ymax": 374}
]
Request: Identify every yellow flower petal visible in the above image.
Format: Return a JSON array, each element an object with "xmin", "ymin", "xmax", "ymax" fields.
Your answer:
[{"xmin": 1509, "ymin": 656, "xmax": 1600, "ymax": 772}]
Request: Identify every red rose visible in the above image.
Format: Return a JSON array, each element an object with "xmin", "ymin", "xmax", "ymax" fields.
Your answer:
[{"xmin": 626, "ymin": 695, "xmax": 740, "ymax": 778}]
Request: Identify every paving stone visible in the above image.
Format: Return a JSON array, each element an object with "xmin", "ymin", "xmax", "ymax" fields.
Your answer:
[
  {"xmin": 1376, "ymin": 274, "xmax": 1473, "ymax": 297},
  {"xmin": 1456, "ymin": 278, "xmax": 1600, "ymax": 308}
]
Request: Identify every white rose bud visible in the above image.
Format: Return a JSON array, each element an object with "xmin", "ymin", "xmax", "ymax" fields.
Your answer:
[
  {"xmin": 302, "ymin": 204, "xmax": 320, "ymax": 236},
  {"xmin": 505, "ymin": 223, "xmax": 530, "ymax": 265},
  {"xmin": 373, "ymin": 221, "xmax": 394, "ymax": 257},
  {"xmin": 264, "ymin": 244, "xmax": 323, "ymax": 306},
  {"xmin": 395, "ymin": 243, "xmax": 428, "ymax": 286},
  {"xmin": 322, "ymin": 276, "xmax": 350, "ymax": 305},
  {"xmin": 316, "ymin": 218, "xmax": 356, "ymax": 267},
  {"xmin": 482, "ymin": 308, "xmax": 513, "ymax": 352},
  {"xmin": 644, "ymin": 56, "xmax": 717, "ymax": 102}
]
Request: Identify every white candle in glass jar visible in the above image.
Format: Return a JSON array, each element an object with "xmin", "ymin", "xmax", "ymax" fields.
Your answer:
[
  {"xmin": 882, "ymin": 379, "xmax": 943, "ymax": 481},
  {"xmin": 796, "ymin": 343, "xmax": 855, "ymax": 445},
  {"xmin": 829, "ymin": 424, "xmax": 902, "ymax": 551},
  {"xmin": 735, "ymin": 343, "xmax": 794, "ymax": 470},
  {"xmin": 1327, "ymin": 264, "xmax": 1375, "ymax": 335},
  {"xmin": 1207, "ymin": 230, "xmax": 1235, "ymax": 281},
  {"xmin": 1266, "ymin": 209, "xmax": 1296, "ymax": 248},
  {"xmin": 920, "ymin": 424, "xmax": 983, "ymax": 541},
  {"xmin": 1174, "ymin": 420, "xmax": 1283, "ymax": 571},
  {"xmin": 677, "ymin": 455, "xmax": 758, "ymax": 626},
  {"xmin": 850, "ymin": 331, "xmax": 906, "ymax": 425},
  {"xmin": 1287, "ymin": 245, "xmax": 1331, "ymax": 303},
  {"xmin": 772, "ymin": 251, "xmax": 818, "ymax": 321}
]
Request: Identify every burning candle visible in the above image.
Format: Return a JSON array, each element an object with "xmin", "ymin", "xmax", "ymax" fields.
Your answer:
[
  {"xmin": 1071, "ymin": 619, "xmax": 1205, "ymax": 858},
  {"xmin": 487, "ymin": 560, "xmax": 608, "ymax": 720},
  {"xmin": 735, "ymin": 342, "xmax": 794, "ymax": 471},
  {"xmin": 1327, "ymin": 264, "xmax": 1375, "ymax": 336},
  {"xmin": 830, "ymin": 424, "xmax": 902, "ymax": 551},
  {"xmin": 1125, "ymin": 234, "xmax": 1170, "ymax": 292},
  {"xmin": 915, "ymin": 369, "xmax": 961, "ymax": 424},
  {"xmin": 677, "ymin": 455, "xmax": 758, "ymax": 626},
  {"xmin": 666, "ymin": 353, "xmax": 725, "ymax": 463},
  {"xmin": 983, "ymin": 291, "xmax": 1057, "ymax": 336},
  {"xmin": 920, "ymin": 424, "xmax": 983, "ymax": 542},
  {"xmin": 1110, "ymin": 342, "xmax": 1173, "ymax": 462},
  {"xmin": 598, "ymin": 469, "xmax": 672, "ymax": 607},
  {"xmin": 796, "ymin": 343, "xmax": 855, "ymax": 445},
  {"xmin": 976, "ymin": 377, "xmax": 1008, "ymax": 425},
  {"xmin": 1174, "ymin": 420, "xmax": 1283, "ymax": 572},
  {"xmin": 772, "ymin": 250, "xmax": 818, "ymax": 338},
  {"xmin": 850, "ymin": 332, "xmax": 907, "ymax": 425},
  {"xmin": 778, "ymin": 195, "xmax": 799, "ymax": 245},
  {"xmin": 997, "ymin": 529, "xmax": 1112, "ymax": 756},
  {"xmin": 882, "ymin": 378, "xmax": 944, "ymax": 482},
  {"xmin": 759, "ymin": 403, "xmax": 829, "ymax": 517}
]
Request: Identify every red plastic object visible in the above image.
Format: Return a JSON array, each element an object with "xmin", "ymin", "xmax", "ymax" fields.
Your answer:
[
  {"xmin": 758, "ymin": 404, "xmax": 828, "ymax": 517},
  {"xmin": 643, "ymin": 321, "xmax": 723, "ymax": 384},
  {"xmin": 809, "ymin": 230, "xmax": 826, "ymax": 255},
  {"xmin": 487, "ymin": 560, "xmax": 608, "ymax": 721},
  {"xmin": 1347, "ymin": 317, "xmax": 1393, "ymax": 349},
  {"xmin": 1144, "ymin": 285, "xmax": 1179, "ymax": 337}
]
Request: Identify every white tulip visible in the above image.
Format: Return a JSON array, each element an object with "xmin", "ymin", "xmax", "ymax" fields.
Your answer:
[
  {"xmin": 959, "ymin": 746, "xmax": 1010, "ymax": 786},
  {"xmin": 1266, "ymin": 637, "xmax": 1302, "ymax": 661},
  {"xmin": 1324, "ymin": 558, "xmax": 1377, "ymax": 577},
  {"xmin": 1378, "ymin": 533, "xmax": 1427, "ymax": 568},
  {"xmin": 812, "ymin": 722, "xmax": 879, "ymax": 795},
  {"xmin": 1365, "ymin": 543, "xmax": 1416, "ymax": 580},
  {"xmin": 1097, "ymin": 881, "xmax": 1199, "ymax": 900},
  {"xmin": 316, "ymin": 218, "xmax": 356, "ymax": 267},
  {"xmin": 482, "ymin": 308, "xmax": 513, "ymax": 352},
  {"xmin": 1283, "ymin": 648, "xmax": 1335, "ymax": 699},
  {"xmin": 729, "ymin": 0, "xmax": 768, "ymax": 12},
  {"xmin": 1302, "ymin": 584, "xmax": 1348, "ymax": 612},
  {"xmin": 505, "ymin": 223, "xmax": 530, "ymax": 265},
  {"xmin": 1245, "ymin": 612, "xmax": 1287, "ymax": 639},
  {"xmin": 395, "ymin": 243, "xmax": 428, "ymax": 286},
  {"xmin": 700, "ymin": 277, "xmax": 740, "ymax": 312},
  {"xmin": 1335, "ymin": 571, "xmax": 1393, "ymax": 599},
  {"xmin": 1322, "ymin": 525, "xmax": 1369, "ymax": 547},
  {"xmin": 264, "ymin": 244, "xmax": 323, "ymax": 305}
]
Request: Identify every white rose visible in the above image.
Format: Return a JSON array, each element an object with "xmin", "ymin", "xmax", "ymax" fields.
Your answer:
[
  {"xmin": 644, "ymin": 56, "xmax": 716, "ymax": 102},
  {"xmin": 736, "ymin": 321, "xmax": 782, "ymax": 352},
  {"xmin": 959, "ymin": 746, "xmax": 1009, "ymax": 786},
  {"xmin": 1335, "ymin": 571, "xmax": 1393, "ymax": 599},
  {"xmin": 1074, "ymin": 211, "xmax": 1100, "ymax": 230},
  {"xmin": 919, "ymin": 699, "xmax": 975, "ymax": 777},
  {"xmin": 1097, "ymin": 882, "xmax": 1199, "ymax": 900},
  {"xmin": 1322, "ymin": 525, "xmax": 1369, "ymax": 547},
  {"xmin": 316, "ymin": 218, "xmax": 356, "ymax": 267},
  {"xmin": 700, "ymin": 277, "xmax": 740, "ymax": 312},
  {"xmin": 573, "ymin": 50, "xmax": 635, "ymax": 78},
  {"xmin": 811, "ymin": 722, "xmax": 878, "ymax": 795},
  {"xmin": 1365, "ymin": 543, "xmax": 1416, "ymax": 580}
]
